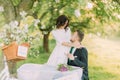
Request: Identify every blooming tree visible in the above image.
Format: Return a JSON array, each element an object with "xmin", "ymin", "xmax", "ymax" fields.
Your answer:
[{"xmin": 0, "ymin": 0, "xmax": 120, "ymax": 52}]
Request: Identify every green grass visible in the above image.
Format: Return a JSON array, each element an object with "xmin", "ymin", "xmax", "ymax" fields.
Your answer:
[{"xmin": 89, "ymin": 66, "xmax": 118, "ymax": 80}]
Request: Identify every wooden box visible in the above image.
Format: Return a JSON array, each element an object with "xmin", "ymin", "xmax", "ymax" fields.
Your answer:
[{"xmin": 2, "ymin": 42, "xmax": 30, "ymax": 61}]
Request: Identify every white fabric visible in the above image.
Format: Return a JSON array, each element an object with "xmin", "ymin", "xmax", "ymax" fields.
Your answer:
[
  {"xmin": 47, "ymin": 28, "xmax": 71, "ymax": 66},
  {"xmin": 17, "ymin": 63, "xmax": 83, "ymax": 80},
  {"xmin": 55, "ymin": 72, "xmax": 79, "ymax": 80}
]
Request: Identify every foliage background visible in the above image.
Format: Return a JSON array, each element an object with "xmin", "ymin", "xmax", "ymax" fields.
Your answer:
[{"xmin": 0, "ymin": 0, "xmax": 120, "ymax": 80}]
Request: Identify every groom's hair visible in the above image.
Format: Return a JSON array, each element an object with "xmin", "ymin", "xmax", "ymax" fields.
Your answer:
[{"xmin": 76, "ymin": 30, "xmax": 84, "ymax": 42}]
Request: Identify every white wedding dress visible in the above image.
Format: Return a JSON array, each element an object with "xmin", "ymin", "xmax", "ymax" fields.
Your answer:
[{"xmin": 47, "ymin": 28, "xmax": 71, "ymax": 66}]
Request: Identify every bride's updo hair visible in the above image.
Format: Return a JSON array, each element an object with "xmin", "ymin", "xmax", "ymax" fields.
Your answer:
[{"xmin": 56, "ymin": 15, "xmax": 69, "ymax": 30}]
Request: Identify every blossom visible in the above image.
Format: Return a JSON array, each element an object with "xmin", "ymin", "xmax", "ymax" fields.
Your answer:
[
  {"xmin": 43, "ymin": 31, "xmax": 48, "ymax": 35},
  {"xmin": 20, "ymin": 11, "xmax": 27, "ymax": 18},
  {"xmin": 34, "ymin": 19, "xmax": 40, "ymax": 27},
  {"xmin": 10, "ymin": 34, "xmax": 14, "ymax": 38},
  {"xmin": 0, "ymin": 43, "xmax": 4, "ymax": 47},
  {"xmin": 86, "ymin": 2, "xmax": 93, "ymax": 10},
  {"xmin": 23, "ymin": 24, "xmax": 29, "ymax": 33},
  {"xmin": 59, "ymin": 10, "xmax": 63, "ymax": 14},
  {"xmin": 74, "ymin": 9, "xmax": 81, "ymax": 17},
  {"xmin": 117, "ymin": 14, "xmax": 120, "ymax": 19},
  {"xmin": 0, "ymin": 6, "xmax": 4, "ymax": 12},
  {"xmin": 33, "ymin": 1, "xmax": 38, "ymax": 7},
  {"xmin": 55, "ymin": 0, "xmax": 60, "ymax": 3},
  {"xmin": 9, "ymin": 21, "xmax": 19, "ymax": 28},
  {"xmin": 113, "ymin": 13, "xmax": 120, "ymax": 19},
  {"xmin": 102, "ymin": 0, "xmax": 108, "ymax": 4},
  {"xmin": 41, "ymin": 25, "xmax": 45, "ymax": 29}
]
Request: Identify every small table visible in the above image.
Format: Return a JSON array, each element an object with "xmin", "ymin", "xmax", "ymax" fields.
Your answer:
[{"xmin": 17, "ymin": 63, "xmax": 83, "ymax": 80}]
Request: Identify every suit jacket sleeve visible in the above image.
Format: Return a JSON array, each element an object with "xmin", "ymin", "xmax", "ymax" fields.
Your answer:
[{"xmin": 72, "ymin": 48, "xmax": 88, "ymax": 68}]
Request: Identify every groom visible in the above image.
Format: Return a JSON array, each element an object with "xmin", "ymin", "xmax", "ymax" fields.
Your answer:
[{"xmin": 63, "ymin": 30, "xmax": 89, "ymax": 80}]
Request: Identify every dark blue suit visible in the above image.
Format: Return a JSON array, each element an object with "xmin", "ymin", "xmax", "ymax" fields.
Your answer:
[{"xmin": 67, "ymin": 47, "xmax": 89, "ymax": 80}]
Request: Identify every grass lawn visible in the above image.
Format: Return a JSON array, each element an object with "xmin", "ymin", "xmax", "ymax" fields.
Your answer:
[{"xmin": 6, "ymin": 35, "xmax": 120, "ymax": 80}]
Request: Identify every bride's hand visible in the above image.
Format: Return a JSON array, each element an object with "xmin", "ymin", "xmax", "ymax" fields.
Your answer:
[
  {"xmin": 62, "ymin": 42, "xmax": 75, "ymax": 47},
  {"xmin": 62, "ymin": 42, "xmax": 69, "ymax": 46},
  {"xmin": 62, "ymin": 42, "xmax": 84, "ymax": 48},
  {"xmin": 67, "ymin": 54, "xmax": 75, "ymax": 60}
]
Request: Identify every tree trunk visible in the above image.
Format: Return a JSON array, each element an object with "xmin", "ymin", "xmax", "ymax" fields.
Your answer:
[
  {"xmin": 43, "ymin": 33, "xmax": 50, "ymax": 52},
  {"xmin": 7, "ymin": 61, "xmax": 17, "ymax": 77}
]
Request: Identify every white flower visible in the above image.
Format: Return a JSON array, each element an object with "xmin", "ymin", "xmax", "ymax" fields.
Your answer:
[
  {"xmin": 20, "ymin": 11, "xmax": 27, "ymax": 18},
  {"xmin": 34, "ymin": 19, "xmax": 40, "ymax": 27},
  {"xmin": 113, "ymin": 13, "xmax": 120, "ymax": 19},
  {"xmin": 0, "ymin": 43, "xmax": 4, "ymax": 47},
  {"xmin": 55, "ymin": 0, "xmax": 60, "ymax": 3},
  {"xmin": 5, "ymin": 38, "xmax": 9, "ymax": 42},
  {"xmin": 16, "ymin": 29, "xmax": 21, "ymax": 34},
  {"xmin": 86, "ymin": 2, "xmax": 93, "ymax": 10},
  {"xmin": 10, "ymin": 34, "xmax": 14, "ymax": 38},
  {"xmin": 33, "ymin": 1, "xmax": 38, "ymax": 7},
  {"xmin": 74, "ymin": 9, "xmax": 81, "ymax": 17},
  {"xmin": 117, "ymin": 14, "xmax": 120, "ymax": 19},
  {"xmin": 43, "ymin": 31, "xmax": 48, "ymax": 35},
  {"xmin": 59, "ymin": 10, "xmax": 63, "ymax": 14},
  {"xmin": 16, "ymin": 36, "xmax": 20, "ymax": 41},
  {"xmin": 23, "ymin": 24, "xmax": 29, "ymax": 33},
  {"xmin": 9, "ymin": 21, "xmax": 19, "ymax": 28},
  {"xmin": 41, "ymin": 25, "xmax": 46, "ymax": 29},
  {"xmin": 102, "ymin": 0, "xmax": 108, "ymax": 4},
  {"xmin": 0, "ymin": 6, "xmax": 4, "ymax": 12}
]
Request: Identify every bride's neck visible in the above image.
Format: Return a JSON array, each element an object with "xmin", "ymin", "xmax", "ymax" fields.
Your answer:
[{"xmin": 58, "ymin": 26, "xmax": 64, "ymax": 29}]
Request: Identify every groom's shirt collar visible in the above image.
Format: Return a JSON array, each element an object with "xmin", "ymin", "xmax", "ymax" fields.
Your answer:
[{"xmin": 70, "ymin": 47, "xmax": 76, "ymax": 55}]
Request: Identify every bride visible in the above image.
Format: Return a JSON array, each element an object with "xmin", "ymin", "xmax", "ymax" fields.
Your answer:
[{"xmin": 47, "ymin": 15, "xmax": 71, "ymax": 66}]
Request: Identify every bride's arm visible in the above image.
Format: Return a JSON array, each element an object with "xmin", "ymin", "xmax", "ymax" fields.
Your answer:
[
  {"xmin": 62, "ymin": 42, "xmax": 73, "ymax": 47},
  {"xmin": 62, "ymin": 42, "xmax": 81, "ymax": 48}
]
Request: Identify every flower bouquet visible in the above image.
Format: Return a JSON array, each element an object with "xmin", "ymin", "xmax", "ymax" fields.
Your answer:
[
  {"xmin": 57, "ymin": 64, "xmax": 73, "ymax": 72},
  {"xmin": 0, "ymin": 21, "xmax": 31, "ymax": 61}
]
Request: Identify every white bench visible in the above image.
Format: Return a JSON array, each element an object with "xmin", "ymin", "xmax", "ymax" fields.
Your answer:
[{"xmin": 0, "ymin": 56, "xmax": 18, "ymax": 80}]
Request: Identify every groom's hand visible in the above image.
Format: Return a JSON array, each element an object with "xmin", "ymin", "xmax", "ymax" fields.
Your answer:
[{"xmin": 67, "ymin": 53, "xmax": 75, "ymax": 60}]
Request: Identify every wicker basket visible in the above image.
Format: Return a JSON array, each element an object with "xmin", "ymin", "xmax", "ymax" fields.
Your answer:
[{"xmin": 2, "ymin": 42, "xmax": 30, "ymax": 61}]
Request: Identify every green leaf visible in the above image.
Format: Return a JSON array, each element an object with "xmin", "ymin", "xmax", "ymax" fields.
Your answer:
[{"xmin": 11, "ymin": 0, "xmax": 21, "ymax": 6}]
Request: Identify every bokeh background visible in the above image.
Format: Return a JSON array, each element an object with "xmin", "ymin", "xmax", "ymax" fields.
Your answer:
[{"xmin": 0, "ymin": 0, "xmax": 120, "ymax": 80}]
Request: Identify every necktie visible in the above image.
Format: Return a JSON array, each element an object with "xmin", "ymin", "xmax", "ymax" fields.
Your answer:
[
  {"xmin": 68, "ymin": 47, "xmax": 74, "ymax": 62},
  {"xmin": 69, "ymin": 47, "xmax": 74, "ymax": 54}
]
